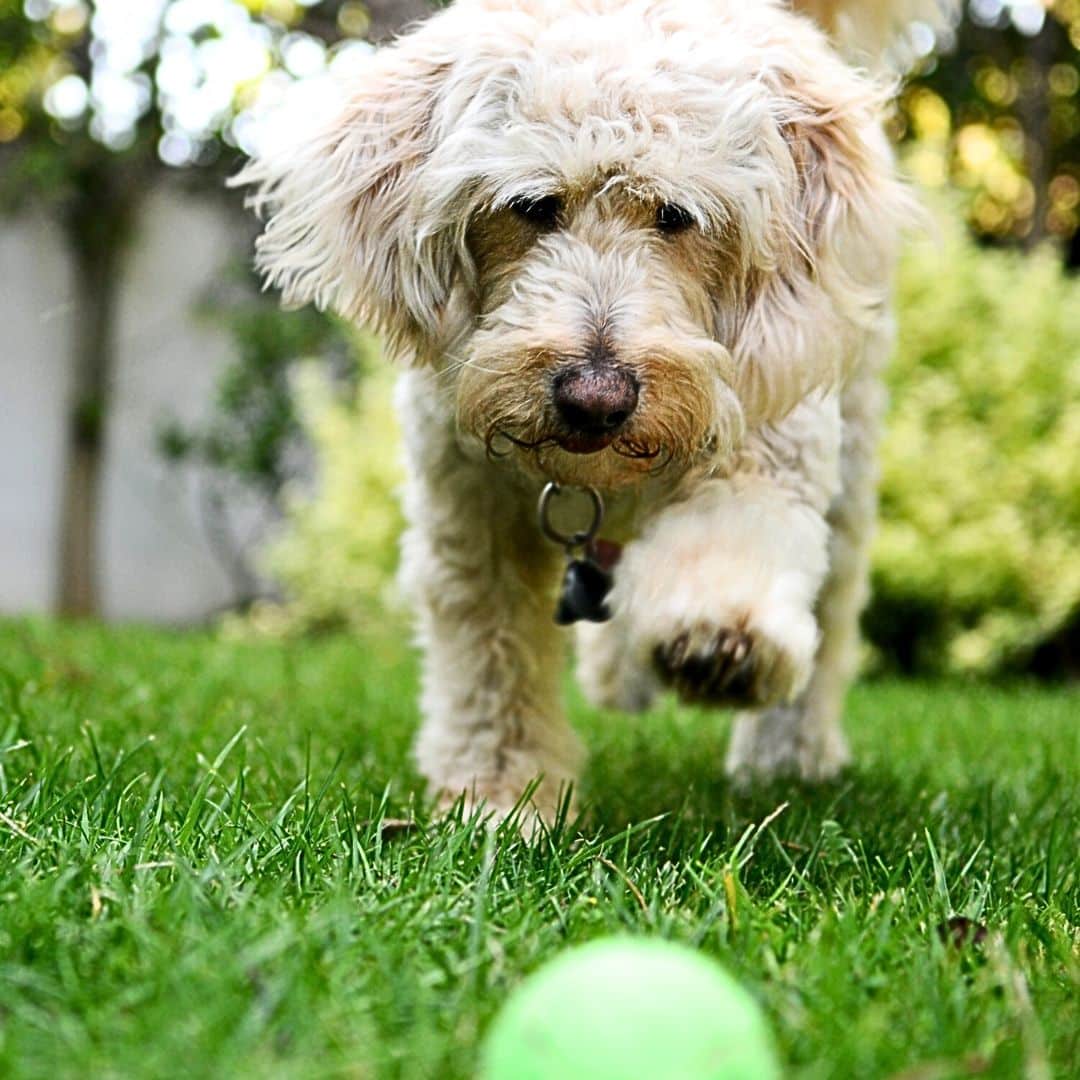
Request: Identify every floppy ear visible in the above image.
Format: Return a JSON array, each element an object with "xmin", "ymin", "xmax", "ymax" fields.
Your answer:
[
  {"xmin": 790, "ymin": 0, "xmax": 960, "ymax": 72},
  {"xmin": 731, "ymin": 60, "xmax": 910, "ymax": 423},
  {"xmin": 236, "ymin": 28, "xmax": 457, "ymax": 360}
]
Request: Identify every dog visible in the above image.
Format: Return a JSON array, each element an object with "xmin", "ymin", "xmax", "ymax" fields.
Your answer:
[{"xmin": 240, "ymin": 0, "xmax": 956, "ymax": 827}]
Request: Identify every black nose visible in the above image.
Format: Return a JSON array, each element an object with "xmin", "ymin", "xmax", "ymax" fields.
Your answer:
[{"xmin": 553, "ymin": 364, "xmax": 639, "ymax": 434}]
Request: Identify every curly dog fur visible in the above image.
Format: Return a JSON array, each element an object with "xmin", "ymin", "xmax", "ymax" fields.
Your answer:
[{"xmin": 240, "ymin": 0, "xmax": 957, "ymax": 826}]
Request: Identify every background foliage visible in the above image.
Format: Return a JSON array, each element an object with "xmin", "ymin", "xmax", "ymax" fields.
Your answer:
[
  {"xmin": 869, "ymin": 200, "xmax": 1080, "ymax": 676},
  {"xmin": 244, "ymin": 348, "xmax": 405, "ymax": 635}
]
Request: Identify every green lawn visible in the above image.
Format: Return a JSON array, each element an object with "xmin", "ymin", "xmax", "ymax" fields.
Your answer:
[{"xmin": 0, "ymin": 618, "xmax": 1076, "ymax": 1079}]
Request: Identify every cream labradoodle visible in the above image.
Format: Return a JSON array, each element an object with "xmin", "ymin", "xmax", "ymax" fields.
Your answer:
[{"xmin": 241, "ymin": 0, "xmax": 956, "ymax": 825}]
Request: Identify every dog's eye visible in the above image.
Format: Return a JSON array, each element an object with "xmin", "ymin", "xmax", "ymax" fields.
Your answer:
[
  {"xmin": 656, "ymin": 203, "xmax": 695, "ymax": 234},
  {"xmin": 509, "ymin": 194, "xmax": 562, "ymax": 229}
]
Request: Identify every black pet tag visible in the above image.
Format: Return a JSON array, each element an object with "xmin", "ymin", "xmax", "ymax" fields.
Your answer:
[{"xmin": 555, "ymin": 553, "xmax": 614, "ymax": 625}]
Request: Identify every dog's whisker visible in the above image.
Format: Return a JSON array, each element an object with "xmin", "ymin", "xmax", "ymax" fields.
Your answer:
[
  {"xmin": 433, "ymin": 354, "xmax": 478, "ymax": 379},
  {"xmin": 438, "ymin": 355, "xmax": 506, "ymax": 380}
]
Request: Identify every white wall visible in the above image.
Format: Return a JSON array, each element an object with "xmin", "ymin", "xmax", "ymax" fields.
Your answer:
[
  {"xmin": 0, "ymin": 211, "xmax": 73, "ymax": 614},
  {"xmin": 0, "ymin": 185, "xmax": 267, "ymax": 623}
]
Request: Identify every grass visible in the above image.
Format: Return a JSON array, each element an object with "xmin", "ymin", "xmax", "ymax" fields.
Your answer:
[{"xmin": 0, "ymin": 617, "xmax": 1075, "ymax": 1079}]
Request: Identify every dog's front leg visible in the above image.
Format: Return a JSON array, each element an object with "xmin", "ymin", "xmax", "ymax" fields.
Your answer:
[
  {"xmin": 614, "ymin": 400, "xmax": 841, "ymax": 733},
  {"xmin": 399, "ymin": 381, "xmax": 582, "ymax": 828}
]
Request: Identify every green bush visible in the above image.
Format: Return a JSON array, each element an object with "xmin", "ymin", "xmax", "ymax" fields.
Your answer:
[
  {"xmin": 255, "ymin": 208, "xmax": 1080, "ymax": 676},
  {"xmin": 241, "ymin": 347, "xmax": 405, "ymax": 637},
  {"xmin": 869, "ymin": 206, "xmax": 1080, "ymax": 675}
]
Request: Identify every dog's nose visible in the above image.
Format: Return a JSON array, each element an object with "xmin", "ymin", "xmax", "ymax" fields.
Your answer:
[{"xmin": 553, "ymin": 365, "xmax": 639, "ymax": 434}]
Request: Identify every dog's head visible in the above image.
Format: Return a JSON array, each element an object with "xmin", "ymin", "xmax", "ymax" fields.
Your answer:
[{"xmin": 242, "ymin": 0, "xmax": 934, "ymax": 489}]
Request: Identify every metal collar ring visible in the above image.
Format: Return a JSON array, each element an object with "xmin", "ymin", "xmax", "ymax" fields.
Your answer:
[{"xmin": 537, "ymin": 482, "xmax": 605, "ymax": 550}]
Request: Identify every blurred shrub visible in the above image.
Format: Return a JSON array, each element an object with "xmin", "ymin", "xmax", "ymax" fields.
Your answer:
[
  {"xmin": 867, "ymin": 204, "xmax": 1080, "ymax": 676},
  {"xmin": 255, "ymin": 205, "xmax": 1079, "ymax": 676},
  {"xmin": 242, "ymin": 344, "xmax": 404, "ymax": 636}
]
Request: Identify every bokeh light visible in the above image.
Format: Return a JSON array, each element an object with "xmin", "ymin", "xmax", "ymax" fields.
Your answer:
[{"xmin": 17, "ymin": 0, "xmax": 374, "ymax": 167}]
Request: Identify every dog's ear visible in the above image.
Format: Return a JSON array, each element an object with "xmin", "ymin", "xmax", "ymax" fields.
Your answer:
[
  {"xmin": 236, "ymin": 25, "xmax": 458, "ymax": 360},
  {"xmin": 731, "ymin": 61, "xmax": 910, "ymax": 423},
  {"xmin": 790, "ymin": 0, "xmax": 960, "ymax": 71}
]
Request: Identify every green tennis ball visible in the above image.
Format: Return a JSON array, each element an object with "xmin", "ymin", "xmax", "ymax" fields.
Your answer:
[{"xmin": 481, "ymin": 938, "xmax": 780, "ymax": 1080}]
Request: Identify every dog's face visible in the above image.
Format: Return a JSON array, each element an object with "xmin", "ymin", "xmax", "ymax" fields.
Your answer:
[
  {"xmin": 459, "ymin": 170, "xmax": 741, "ymax": 490},
  {"xmin": 244, "ymin": 0, "xmax": 907, "ymax": 490}
]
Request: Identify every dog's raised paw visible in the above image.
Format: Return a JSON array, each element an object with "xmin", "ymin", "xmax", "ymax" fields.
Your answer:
[{"xmin": 652, "ymin": 620, "xmax": 807, "ymax": 707}]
